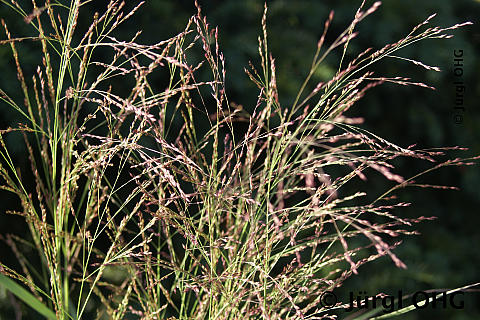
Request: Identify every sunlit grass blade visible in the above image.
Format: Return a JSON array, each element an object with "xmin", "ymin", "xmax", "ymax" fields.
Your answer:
[{"xmin": 0, "ymin": 273, "xmax": 57, "ymax": 320}]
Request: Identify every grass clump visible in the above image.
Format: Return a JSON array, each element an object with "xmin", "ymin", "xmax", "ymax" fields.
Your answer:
[{"xmin": 0, "ymin": 0, "xmax": 477, "ymax": 319}]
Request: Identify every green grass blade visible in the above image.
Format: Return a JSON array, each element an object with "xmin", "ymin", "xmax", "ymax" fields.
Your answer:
[{"xmin": 0, "ymin": 273, "xmax": 56, "ymax": 320}]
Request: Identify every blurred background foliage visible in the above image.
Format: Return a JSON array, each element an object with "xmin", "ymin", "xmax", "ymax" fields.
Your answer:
[{"xmin": 0, "ymin": 0, "xmax": 479, "ymax": 319}]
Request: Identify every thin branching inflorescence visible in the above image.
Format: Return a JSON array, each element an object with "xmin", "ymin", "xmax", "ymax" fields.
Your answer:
[{"xmin": 0, "ymin": 1, "xmax": 477, "ymax": 319}]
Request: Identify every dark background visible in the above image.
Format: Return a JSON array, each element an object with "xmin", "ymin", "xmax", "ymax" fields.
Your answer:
[{"xmin": 0, "ymin": 0, "xmax": 479, "ymax": 319}]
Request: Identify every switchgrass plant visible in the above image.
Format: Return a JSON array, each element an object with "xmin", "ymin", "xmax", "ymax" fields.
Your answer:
[{"xmin": 0, "ymin": 0, "xmax": 477, "ymax": 319}]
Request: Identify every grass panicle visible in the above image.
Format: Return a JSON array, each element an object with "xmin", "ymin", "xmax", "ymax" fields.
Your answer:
[{"xmin": 0, "ymin": 1, "xmax": 477, "ymax": 319}]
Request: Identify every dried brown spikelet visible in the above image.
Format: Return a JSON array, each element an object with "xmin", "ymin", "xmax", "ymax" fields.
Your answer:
[{"xmin": 24, "ymin": 6, "xmax": 46, "ymax": 24}]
